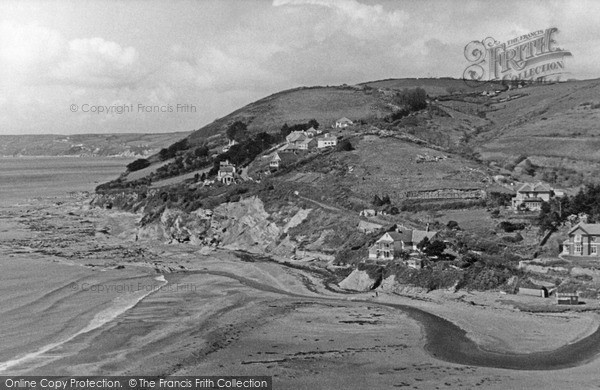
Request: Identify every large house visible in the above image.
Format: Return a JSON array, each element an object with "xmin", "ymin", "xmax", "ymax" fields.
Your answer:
[
  {"xmin": 512, "ymin": 182, "xmax": 554, "ymax": 211},
  {"xmin": 270, "ymin": 152, "xmax": 298, "ymax": 169},
  {"xmin": 562, "ymin": 223, "xmax": 600, "ymax": 256},
  {"xmin": 335, "ymin": 117, "xmax": 353, "ymax": 128},
  {"xmin": 317, "ymin": 134, "xmax": 338, "ymax": 148},
  {"xmin": 368, "ymin": 227, "xmax": 437, "ymax": 261},
  {"xmin": 217, "ymin": 160, "xmax": 236, "ymax": 185}
]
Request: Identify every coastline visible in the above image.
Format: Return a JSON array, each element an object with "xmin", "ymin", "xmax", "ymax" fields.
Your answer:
[{"xmin": 3, "ymin": 193, "xmax": 600, "ymax": 387}]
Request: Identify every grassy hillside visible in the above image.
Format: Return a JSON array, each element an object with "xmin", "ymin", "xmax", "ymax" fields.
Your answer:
[
  {"xmin": 184, "ymin": 85, "xmax": 399, "ymax": 146},
  {"xmin": 107, "ymin": 78, "xmax": 600, "ymax": 192}
]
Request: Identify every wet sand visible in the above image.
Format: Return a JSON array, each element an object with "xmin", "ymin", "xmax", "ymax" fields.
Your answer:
[{"xmin": 2, "ymin": 194, "xmax": 600, "ymax": 388}]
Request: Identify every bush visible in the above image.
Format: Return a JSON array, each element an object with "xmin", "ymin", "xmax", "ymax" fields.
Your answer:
[
  {"xmin": 337, "ymin": 139, "xmax": 354, "ymax": 151},
  {"xmin": 127, "ymin": 158, "xmax": 151, "ymax": 172}
]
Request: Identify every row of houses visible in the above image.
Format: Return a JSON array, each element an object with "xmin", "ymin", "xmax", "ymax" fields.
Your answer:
[{"xmin": 284, "ymin": 129, "xmax": 339, "ymax": 151}]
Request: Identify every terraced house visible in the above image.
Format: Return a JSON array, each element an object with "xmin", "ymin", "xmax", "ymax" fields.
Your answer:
[{"xmin": 562, "ymin": 223, "xmax": 600, "ymax": 256}]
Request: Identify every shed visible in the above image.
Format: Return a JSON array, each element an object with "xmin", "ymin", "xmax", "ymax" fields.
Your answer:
[{"xmin": 556, "ymin": 292, "xmax": 579, "ymax": 305}]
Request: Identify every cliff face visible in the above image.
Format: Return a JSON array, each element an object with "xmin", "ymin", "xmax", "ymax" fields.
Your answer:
[{"xmin": 136, "ymin": 196, "xmax": 312, "ymax": 257}]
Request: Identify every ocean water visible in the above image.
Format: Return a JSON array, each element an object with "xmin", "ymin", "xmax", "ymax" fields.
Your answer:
[
  {"xmin": 0, "ymin": 157, "xmax": 158, "ymax": 373},
  {"xmin": 0, "ymin": 157, "xmax": 130, "ymax": 206}
]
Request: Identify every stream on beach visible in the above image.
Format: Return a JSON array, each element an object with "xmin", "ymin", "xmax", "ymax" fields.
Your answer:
[{"xmin": 1, "ymin": 157, "xmax": 600, "ymax": 378}]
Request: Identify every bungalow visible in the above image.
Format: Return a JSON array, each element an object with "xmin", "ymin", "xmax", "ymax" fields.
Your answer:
[
  {"xmin": 317, "ymin": 134, "xmax": 338, "ymax": 148},
  {"xmin": 562, "ymin": 223, "xmax": 600, "ymax": 256},
  {"xmin": 368, "ymin": 227, "xmax": 437, "ymax": 261},
  {"xmin": 335, "ymin": 117, "xmax": 353, "ymax": 128},
  {"xmin": 217, "ymin": 160, "xmax": 236, "ymax": 185},
  {"xmin": 512, "ymin": 182, "xmax": 554, "ymax": 211},
  {"xmin": 270, "ymin": 152, "xmax": 298, "ymax": 169}
]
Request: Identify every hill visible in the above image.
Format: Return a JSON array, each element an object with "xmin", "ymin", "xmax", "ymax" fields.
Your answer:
[
  {"xmin": 92, "ymin": 77, "xmax": 600, "ymax": 296},
  {"xmin": 0, "ymin": 132, "xmax": 191, "ymax": 157}
]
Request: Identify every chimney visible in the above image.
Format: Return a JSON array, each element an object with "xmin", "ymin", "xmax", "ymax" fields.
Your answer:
[{"xmin": 426, "ymin": 223, "xmax": 430, "ymax": 232}]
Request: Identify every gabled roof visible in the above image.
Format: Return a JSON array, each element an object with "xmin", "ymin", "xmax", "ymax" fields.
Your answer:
[
  {"xmin": 286, "ymin": 131, "xmax": 307, "ymax": 143},
  {"xmin": 306, "ymin": 127, "xmax": 318, "ymax": 133},
  {"xmin": 569, "ymin": 223, "xmax": 600, "ymax": 236},
  {"xmin": 336, "ymin": 117, "xmax": 353, "ymax": 123},
  {"xmin": 517, "ymin": 182, "xmax": 552, "ymax": 193},
  {"xmin": 297, "ymin": 138, "xmax": 315, "ymax": 146},
  {"xmin": 412, "ymin": 230, "xmax": 437, "ymax": 244}
]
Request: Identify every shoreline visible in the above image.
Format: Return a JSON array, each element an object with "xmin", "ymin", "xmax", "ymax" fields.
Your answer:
[{"xmin": 4, "ymin": 194, "xmax": 600, "ymax": 385}]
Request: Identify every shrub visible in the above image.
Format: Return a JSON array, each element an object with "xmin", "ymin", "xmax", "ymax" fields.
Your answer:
[
  {"xmin": 337, "ymin": 139, "xmax": 354, "ymax": 151},
  {"xmin": 127, "ymin": 158, "xmax": 151, "ymax": 172}
]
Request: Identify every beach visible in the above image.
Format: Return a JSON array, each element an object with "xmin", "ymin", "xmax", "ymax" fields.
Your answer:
[{"xmin": 1, "ymin": 158, "xmax": 600, "ymax": 388}]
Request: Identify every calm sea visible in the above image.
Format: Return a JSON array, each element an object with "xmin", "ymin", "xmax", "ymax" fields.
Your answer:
[
  {"xmin": 0, "ymin": 157, "xmax": 160, "ymax": 373},
  {"xmin": 0, "ymin": 157, "xmax": 130, "ymax": 206}
]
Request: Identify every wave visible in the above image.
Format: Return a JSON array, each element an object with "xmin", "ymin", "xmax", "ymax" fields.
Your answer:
[{"xmin": 0, "ymin": 275, "xmax": 167, "ymax": 373}]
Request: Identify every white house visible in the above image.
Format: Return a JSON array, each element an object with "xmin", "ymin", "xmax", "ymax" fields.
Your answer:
[
  {"xmin": 317, "ymin": 134, "xmax": 338, "ymax": 148},
  {"xmin": 335, "ymin": 117, "xmax": 353, "ymax": 128},
  {"xmin": 368, "ymin": 227, "xmax": 437, "ymax": 261},
  {"xmin": 512, "ymin": 182, "xmax": 554, "ymax": 211},
  {"xmin": 217, "ymin": 160, "xmax": 236, "ymax": 185}
]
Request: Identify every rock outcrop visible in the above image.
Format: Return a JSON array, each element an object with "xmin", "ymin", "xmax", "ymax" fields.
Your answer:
[{"xmin": 339, "ymin": 269, "xmax": 378, "ymax": 291}]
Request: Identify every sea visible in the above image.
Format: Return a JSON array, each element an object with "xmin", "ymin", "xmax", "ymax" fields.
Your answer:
[{"xmin": 0, "ymin": 157, "xmax": 161, "ymax": 373}]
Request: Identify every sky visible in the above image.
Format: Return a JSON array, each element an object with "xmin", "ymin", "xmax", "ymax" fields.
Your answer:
[{"xmin": 0, "ymin": 0, "xmax": 599, "ymax": 135}]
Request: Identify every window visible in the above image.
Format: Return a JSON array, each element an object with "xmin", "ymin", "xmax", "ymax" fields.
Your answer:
[
  {"xmin": 592, "ymin": 246, "xmax": 598, "ymax": 255},
  {"xmin": 574, "ymin": 234, "xmax": 582, "ymax": 242},
  {"xmin": 575, "ymin": 243, "xmax": 582, "ymax": 253}
]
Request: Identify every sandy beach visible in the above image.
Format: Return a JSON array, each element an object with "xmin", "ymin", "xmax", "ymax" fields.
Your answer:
[{"xmin": 1, "ymin": 192, "xmax": 600, "ymax": 388}]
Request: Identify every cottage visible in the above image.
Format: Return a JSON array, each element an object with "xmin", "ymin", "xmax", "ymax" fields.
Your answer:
[
  {"xmin": 296, "ymin": 137, "xmax": 317, "ymax": 150},
  {"xmin": 217, "ymin": 160, "xmax": 236, "ymax": 185},
  {"xmin": 335, "ymin": 117, "xmax": 353, "ymax": 128},
  {"xmin": 368, "ymin": 227, "xmax": 437, "ymax": 261},
  {"xmin": 317, "ymin": 134, "xmax": 338, "ymax": 148},
  {"xmin": 512, "ymin": 182, "xmax": 554, "ymax": 211},
  {"xmin": 270, "ymin": 152, "xmax": 298, "ymax": 169},
  {"xmin": 286, "ymin": 131, "xmax": 307, "ymax": 143},
  {"xmin": 562, "ymin": 223, "xmax": 600, "ymax": 256},
  {"xmin": 305, "ymin": 127, "xmax": 320, "ymax": 137}
]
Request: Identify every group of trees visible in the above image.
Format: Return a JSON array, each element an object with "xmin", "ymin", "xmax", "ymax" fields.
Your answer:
[
  {"xmin": 127, "ymin": 158, "xmax": 151, "ymax": 172},
  {"xmin": 159, "ymin": 138, "xmax": 189, "ymax": 161},
  {"xmin": 280, "ymin": 119, "xmax": 320, "ymax": 137},
  {"xmin": 226, "ymin": 121, "xmax": 248, "ymax": 142},
  {"xmin": 537, "ymin": 184, "xmax": 600, "ymax": 231},
  {"xmin": 393, "ymin": 87, "xmax": 428, "ymax": 111}
]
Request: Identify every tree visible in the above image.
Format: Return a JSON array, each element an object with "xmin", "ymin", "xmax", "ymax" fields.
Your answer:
[
  {"xmin": 307, "ymin": 119, "xmax": 320, "ymax": 129},
  {"xmin": 226, "ymin": 121, "xmax": 247, "ymax": 142},
  {"xmin": 337, "ymin": 139, "xmax": 354, "ymax": 151},
  {"xmin": 280, "ymin": 123, "xmax": 291, "ymax": 137},
  {"xmin": 372, "ymin": 195, "xmax": 383, "ymax": 207},
  {"xmin": 421, "ymin": 239, "xmax": 447, "ymax": 258},
  {"xmin": 194, "ymin": 145, "xmax": 209, "ymax": 158},
  {"xmin": 127, "ymin": 158, "xmax": 151, "ymax": 172},
  {"xmin": 446, "ymin": 220, "xmax": 460, "ymax": 230}
]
